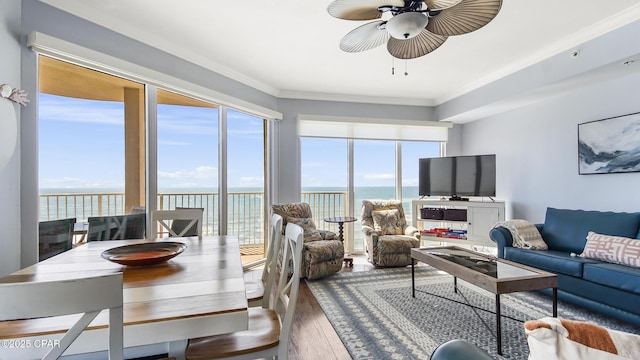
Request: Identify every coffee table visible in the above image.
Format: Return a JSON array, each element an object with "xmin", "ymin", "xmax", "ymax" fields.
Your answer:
[{"xmin": 411, "ymin": 246, "xmax": 558, "ymax": 355}]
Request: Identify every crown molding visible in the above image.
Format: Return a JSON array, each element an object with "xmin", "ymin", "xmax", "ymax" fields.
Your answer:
[{"xmin": 277, "ymin": 90, "xmax": 435, "ymax": 107}]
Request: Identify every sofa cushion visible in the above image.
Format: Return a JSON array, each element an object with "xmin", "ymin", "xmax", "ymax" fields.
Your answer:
[
  {"xmin": 580, "ymin": 232, "xmax": 640, "ymax": 268},
  {"xmin": 542, "ymin": 208, "xmax": 640, "ymax": 254},
  {"xmin": 583, "ymin": 263, "xmax": 640, "ymax": 296},
  {"xmin": 504, "ymin": 248, "xmax": 597, "ymax": 277},
  {"xmin": 303, "ymin": 239, "xmax": 344, "ymax": 264},
  {"xmin": 377, "ymin": 235, "xmax": 419, "ymax": 254}
]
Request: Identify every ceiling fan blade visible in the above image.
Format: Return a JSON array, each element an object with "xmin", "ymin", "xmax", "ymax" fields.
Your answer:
[
  {"xmin": 340, "ymin": 20, "xmax": 390, "ymax": 52},
  {"xmin": 426, "ymin": 0, "xmax": 502, "ymax": 36},
  {"xmin": 387, "ymin": 29, "xmax": 447, "ymax": 59},
  {"xmin": 424, "ymin": 0, "xmax": 463, "ymax": 10},
  {"xmin": 328, "ymin": 0, "xmax": 405, "ymax": 21}
]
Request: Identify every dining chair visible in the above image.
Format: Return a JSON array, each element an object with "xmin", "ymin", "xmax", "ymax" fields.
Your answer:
[
  {"xmin": 0, "ymin": 273, "xmax": 123, "ymax": 360},
  {"xmin": 130, "ymin": 205, "xmax": 146, "ymax": 214},
  {"xmin": 151, "ymin": 209, "xmax": 203, "ymax": 239},
  {"xmin": 87, "ymin": 213, "xmax": 146, "ymax": 241},
  {"xmin": 38, "ymin": 217, "xmax": 76, "ymax": 261},
  {"xmin": 185, "ymin": 222, "xmax": 304, "ymax": 360},
  {"xmin": 245, "ymin": 213, "xmax": 283, "ymax": 307},
  {"xmin": 171, "ymin": 207, "xmax": 204, "ymax": 237}
]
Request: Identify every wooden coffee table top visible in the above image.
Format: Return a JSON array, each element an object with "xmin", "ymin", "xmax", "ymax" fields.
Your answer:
[{"xmin": 412, "ymin": 246, "xmax": 557, "ymax": 294}]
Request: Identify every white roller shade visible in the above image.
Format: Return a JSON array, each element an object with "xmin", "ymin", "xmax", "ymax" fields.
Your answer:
[{"xmin": 298, "ymin": 114, "xmax": 451, "ymax": 141}]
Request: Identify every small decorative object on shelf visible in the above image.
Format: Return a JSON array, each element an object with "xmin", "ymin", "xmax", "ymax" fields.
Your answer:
[{"xmin": 0, "ymin": 83, "xmax": 29, "ymax": 106}]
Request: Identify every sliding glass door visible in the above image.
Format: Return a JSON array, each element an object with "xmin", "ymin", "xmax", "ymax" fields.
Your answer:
[
  {"xmin": 38, "ymin": 56, "xmax": 271, "ymax": 263},
  {"xmin": 227, "ymin": 109, "xmax": 266, "ymax": 260},
  {"xmin": 353, "ymin": 139, "xmax": 396, "ymax": 251},
  {"xmin": 301, "ymin": 137, "xmax": 442, "ymax": 254},
  {"xmin": 39, "ymin": 56, "xmax": 146, "ymax": 221},
  {"xmin": 156, "ymin": 89, "xmax": 219, "ymax": 234}
]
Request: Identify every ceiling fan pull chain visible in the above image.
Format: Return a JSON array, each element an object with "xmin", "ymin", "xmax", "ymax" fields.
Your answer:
[
  {"xmin": 391, "ymin": 57, "xmax": 395, "ymax": 75},
  {"xmin": 405, "ymin": 60, "xmax": 408, "ymax": 76}
]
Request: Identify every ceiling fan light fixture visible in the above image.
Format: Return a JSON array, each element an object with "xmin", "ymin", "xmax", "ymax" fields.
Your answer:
[{"xmin": 386, "ymin": 12, "xmax": 429, "ymax": 40}]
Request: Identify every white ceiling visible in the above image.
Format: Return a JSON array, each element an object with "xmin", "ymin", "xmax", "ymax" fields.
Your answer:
[{"xmin": 39, "ymin": 0, "xmax": 640, "ymax": 106}]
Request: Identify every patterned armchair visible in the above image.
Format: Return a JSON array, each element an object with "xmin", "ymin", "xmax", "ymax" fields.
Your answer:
[
  {"xmin": 360, "ymin": 199, "xmax": 420, "ymax": 267},
  {"xmin": 271, "ymin": 202, "xmax": 344, "ymax": 280}
]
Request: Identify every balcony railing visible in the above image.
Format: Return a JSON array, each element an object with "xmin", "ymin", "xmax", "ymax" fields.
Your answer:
[{"xmin": 40, "ymin": 191, "xmax": 347, "ymax": 246}]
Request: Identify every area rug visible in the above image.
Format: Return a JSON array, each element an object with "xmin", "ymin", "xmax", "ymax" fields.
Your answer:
[{"xmin": 306, "ymin": 266, "xmax": 640, "ymax": 360}]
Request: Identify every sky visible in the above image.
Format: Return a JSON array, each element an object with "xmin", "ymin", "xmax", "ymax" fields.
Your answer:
[{"xmin": 39, "ymin": 93, "xmax": 440, "ymax": 191}]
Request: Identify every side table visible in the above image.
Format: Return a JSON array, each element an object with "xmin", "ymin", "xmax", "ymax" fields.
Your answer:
[{"xmin": 324, "ymin": 216, "xmax": 358, "ymax": 267}]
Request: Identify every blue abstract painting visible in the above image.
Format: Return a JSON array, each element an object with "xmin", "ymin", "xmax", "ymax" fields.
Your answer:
[{"xmin": 578, "ymin": 112, "xmax": 640, "ymax": 174}]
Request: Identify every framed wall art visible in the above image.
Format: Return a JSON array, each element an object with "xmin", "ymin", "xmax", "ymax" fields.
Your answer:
[{"xmin": 578, "ymin": 112, "xmax": 640, "ymax": 175}]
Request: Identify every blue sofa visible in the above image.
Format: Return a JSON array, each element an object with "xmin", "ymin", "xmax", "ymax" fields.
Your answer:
[{"xmin": 490, "ymin": 207, "xmax": 640, "ymax": 327}]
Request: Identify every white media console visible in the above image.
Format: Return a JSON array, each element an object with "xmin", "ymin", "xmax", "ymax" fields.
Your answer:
[{"xmin": 411, "ymin": 199, "xmax": 505, "ymax": 247}]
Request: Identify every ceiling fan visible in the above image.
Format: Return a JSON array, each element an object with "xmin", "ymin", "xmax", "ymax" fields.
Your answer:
[{"xmin": 327, "ymin": 0, "xmax": 503, "ymax": 59}]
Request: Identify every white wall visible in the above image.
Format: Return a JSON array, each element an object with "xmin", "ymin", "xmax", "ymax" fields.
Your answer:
[
  {"xmin": 0, "ymin": 0, "xmax": 22, "ymax": 276},
  {"xmin": 461, "ymin": 71, "xmax": 640, "ymax": 223}
]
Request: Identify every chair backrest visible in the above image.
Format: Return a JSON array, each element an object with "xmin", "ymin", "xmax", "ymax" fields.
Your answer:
[
  {"xmin": 271, "ymin": 202, "xmax": 314, "ymax": 235},
  {"xmin": 38, "ymin": 217, "xmax": 76, "ymax": 261},
  {"xmin": 170, "ymin": 207, "xmax": 204, "ymax": 237},
  {"xmin": 272, "ymin": 222, "xmax": 304, "ymax": 359},
  {"xmin": 151, "ymin": 209, "xmax": 203, "ymax": 239},
  {"xmin": 261, "ymin": 213, "xmax": 283, "ymax": 308},
  {"xmin": 360, "ymin": 199, "xmax": 408, "ymax": 229},
  {"xmin": 0, "ymin": 273, "xmax": 123, "ymax": 360},
  {"xmin": 87, "ymin": 214, "xmax": 146, "ymax": 241},
  {"xmin": 130, "ymin": 206, "xmax": 146, "ymax": 214}
]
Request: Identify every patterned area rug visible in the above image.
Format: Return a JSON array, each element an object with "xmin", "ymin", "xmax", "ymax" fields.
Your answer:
[{"xmin": 306, "ymin": 266, "xmax": 640, "ymax": 360}]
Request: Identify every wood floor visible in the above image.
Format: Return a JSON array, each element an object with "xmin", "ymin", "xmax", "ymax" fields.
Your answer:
[{"xmin": 287, "ymin": 256, "xmax": 375, "ymax": 360}]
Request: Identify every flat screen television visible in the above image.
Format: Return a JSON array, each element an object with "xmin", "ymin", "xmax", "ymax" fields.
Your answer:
[{"xmin": 418, "ymin": 154, "xmax": 496, "ymax": 200}]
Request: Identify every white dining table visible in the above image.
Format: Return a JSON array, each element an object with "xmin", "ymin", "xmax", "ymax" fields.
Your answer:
[{"xmin": 0, "ymin": 236, "xmax": 248, "ymax": 359}]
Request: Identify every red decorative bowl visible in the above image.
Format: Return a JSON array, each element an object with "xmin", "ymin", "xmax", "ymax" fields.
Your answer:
[{"xmin": 101, "ymin": 242, "xmax": 187, "ymax": 266}]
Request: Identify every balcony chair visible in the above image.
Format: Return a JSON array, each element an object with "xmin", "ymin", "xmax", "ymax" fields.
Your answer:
[
  {"xmin": 38, "ymin": 217, "xmax": 76, "ymax": 261},
  {"xmin": 151, "ymin": 209, "xmax": 203, "ymax": 239},
  {"xmin": 245, "ymin": 213, "xmax": 283, "ymax": 307},
  {"xmin": 185, "ymin": 223, "xmax": 304, "ymax": 360},
  {"xmin": 360, "ymin": 199, "xmax": 420, "ymax": 267},
  {"xmin": 87, "ymin": 213, "xmax": 146, "ymax": 241},
  {"xmin": 271, "ymin": 202, "xmax": 344, "ymax": 280},
  {"xmin": 0, "ymin": 273, "xmax": 123, "ymax": 360}
]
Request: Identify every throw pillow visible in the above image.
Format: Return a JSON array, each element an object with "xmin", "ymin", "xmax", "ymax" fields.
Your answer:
[
  {"xmin": 287, "ymin": 217, "xmax": 323, "ymax": 242},
  {"xmin": 579, "ymin": 231, "xmax": 640, "ymax": 268},
  {"xmin": 525, "ymin": 317, "xmax": 640, "ymax": 360},
  {"xmin": 371, "ymin": 209, "xmax": 403, "ymax": 235}
]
